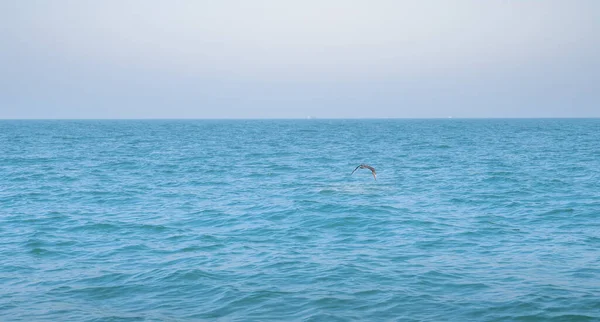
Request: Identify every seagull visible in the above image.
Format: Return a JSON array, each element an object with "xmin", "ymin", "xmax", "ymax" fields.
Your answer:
[{"xmin": 351, "ymin": 164, "xmax": 377, "ymax": 180}]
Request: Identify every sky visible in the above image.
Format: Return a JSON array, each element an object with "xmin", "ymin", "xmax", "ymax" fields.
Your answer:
[{"xmin": 1, "ymin": 0, "xmax": 599, "ymax": 119}]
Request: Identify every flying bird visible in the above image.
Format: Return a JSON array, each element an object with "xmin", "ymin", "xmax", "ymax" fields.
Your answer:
[{"xmin": 351, "ymin": 164, "xmax": 377, "ymax": 180}]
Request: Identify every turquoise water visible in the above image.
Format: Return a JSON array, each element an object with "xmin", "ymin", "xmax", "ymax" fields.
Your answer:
[{"xmin": 1, "ymin": 119, "xmax": 599, "ymax": 321}]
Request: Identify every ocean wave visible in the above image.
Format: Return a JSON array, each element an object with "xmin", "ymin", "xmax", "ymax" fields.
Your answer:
[{"xmin": 2, "ymin": 119, "xmax": 600, "ymax": 321}]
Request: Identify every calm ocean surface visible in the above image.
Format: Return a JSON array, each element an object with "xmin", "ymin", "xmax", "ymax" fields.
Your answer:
[{"xmin": 1, "ymin": 119, "xmax": 599, "ymax": 321}]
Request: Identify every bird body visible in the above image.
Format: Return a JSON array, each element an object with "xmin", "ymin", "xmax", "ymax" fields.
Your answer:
[{"xmin": 351, "ymin": 164, "xmax": 377, "ymax": 180}]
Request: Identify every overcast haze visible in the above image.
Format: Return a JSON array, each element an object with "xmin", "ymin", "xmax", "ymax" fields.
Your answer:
[{"xmin": 1, "ymin": 1, "xmax": 599, "ymax": 119}]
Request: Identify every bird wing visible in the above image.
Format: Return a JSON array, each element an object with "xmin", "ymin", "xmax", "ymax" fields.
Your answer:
[
  {"xmin": 364, "ymin": 165, "xmax": 377, "ymax": 180},
  {"xmin": 351, "ymin": 165, "xmax": 361, "ymax": 175},
  {"xmin": 363, "ymin": 165, "xmax": 376, "ymax": 174}
]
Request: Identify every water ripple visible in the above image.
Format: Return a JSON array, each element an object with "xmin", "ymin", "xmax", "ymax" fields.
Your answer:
[{"xmin": 1, "ymin": 119, "xmax": 599, "ymax": 321}]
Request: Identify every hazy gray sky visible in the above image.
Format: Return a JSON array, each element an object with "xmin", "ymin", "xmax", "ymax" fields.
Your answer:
[{"xmin": 1, "ymin": 1, "xmax": 598, "ymax": 118}]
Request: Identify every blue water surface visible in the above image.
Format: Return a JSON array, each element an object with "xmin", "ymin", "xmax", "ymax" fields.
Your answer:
[{"xmin": 1, "ymin": 119, "xmax": 599, "ymax": 321}]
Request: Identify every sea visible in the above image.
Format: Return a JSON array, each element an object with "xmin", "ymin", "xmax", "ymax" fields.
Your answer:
[{"xmin": 1, "ymin": 119, "xmax": 599, "ymax": 321}]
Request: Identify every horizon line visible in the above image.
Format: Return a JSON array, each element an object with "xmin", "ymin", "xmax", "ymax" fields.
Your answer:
[{"xmin": 1, "ymin": 117, "xmax": 599, "ymax": 121}]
